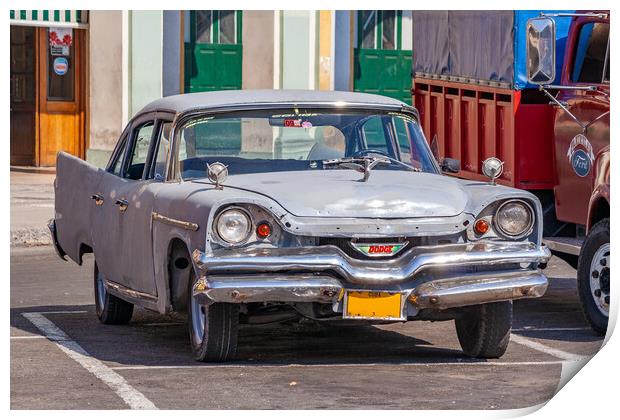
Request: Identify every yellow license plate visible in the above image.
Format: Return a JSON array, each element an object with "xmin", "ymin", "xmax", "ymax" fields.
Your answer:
[{"xmin": 344, "ymin": 291, "xmax": 404, "ymax": 320}]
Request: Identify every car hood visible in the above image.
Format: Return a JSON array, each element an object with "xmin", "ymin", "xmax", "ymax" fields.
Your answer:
[{"xmin": 199, "ymin": 170, "xmax": 470, "ymax": 218}]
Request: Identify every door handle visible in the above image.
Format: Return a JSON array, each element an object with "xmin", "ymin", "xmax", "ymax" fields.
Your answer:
[
  {"xmin": 91, "ymin": 193, "xmax": 104, "ymax": 206},
  {"xmin": 115, "ymin": 198, "xmax": 129, "ymax": 212}
]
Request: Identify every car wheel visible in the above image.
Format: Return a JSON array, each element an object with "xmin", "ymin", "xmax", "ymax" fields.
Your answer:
[
  {"xmin": 455, "ymin": 301, "xmax": 512, "ymax": 359},
  {"xmin": 188, "ymin": 272, "xmax": 239, "ymax": 362},
  {"xmin": 94, "ymin": 262, "xmax": 133, "ymax": 325},
  {"xmin": 577, "ymin": 218, "xmax": 609, "ymax": 335}
]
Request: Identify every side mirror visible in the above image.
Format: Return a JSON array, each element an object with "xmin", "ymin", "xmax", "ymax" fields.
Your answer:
[
  {"xmin": 441, "ymin": 158, "xmax": 460, "ymax": 174},
  {"xmin": 526, "ymin": 17, "xmax": 556, "ymax": 85}
]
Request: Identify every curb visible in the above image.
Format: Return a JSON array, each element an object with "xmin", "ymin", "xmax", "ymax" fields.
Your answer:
[
  {"xmin": 10, "ymin": 166, "xmax": 56, "ymax": 175},
  {"xmin": 11, "ymin": 227, "xmax": 53, "ymax": 247}
]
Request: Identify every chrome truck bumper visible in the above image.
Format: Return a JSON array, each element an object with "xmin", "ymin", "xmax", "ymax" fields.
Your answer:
[{"xmin": 191, "ymin": 241, "xmax": 551, "ymax": 312}]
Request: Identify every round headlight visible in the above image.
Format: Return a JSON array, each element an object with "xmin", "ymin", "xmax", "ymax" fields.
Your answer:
[
  {"xmin": 215, "ymin": 208, "xmax": 252, "ymax": 244},
  {"xmin": 495, "ymin": 200, "xmax": 534, "ymax": 238}
]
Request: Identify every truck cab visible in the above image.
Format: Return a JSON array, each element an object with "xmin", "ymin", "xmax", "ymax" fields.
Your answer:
[{"xmin": 526, "ymin": 11, "xmax": 609, "ymax": 334}]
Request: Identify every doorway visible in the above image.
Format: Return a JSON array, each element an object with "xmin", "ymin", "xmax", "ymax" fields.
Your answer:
[
  {"xmin": 184, "ymin": 10, "xmax": 243, "ymax": 92},
  {"xmin": 9, "ymin": 25, "xmax": 86, "ymax": 167},
  {"xmin": 10, "ymin": 26, "xmax": 36, "ymax": 166},
  {"xmin": 353, "ymin": 10, "xmax": 412, "ymax": 104}
]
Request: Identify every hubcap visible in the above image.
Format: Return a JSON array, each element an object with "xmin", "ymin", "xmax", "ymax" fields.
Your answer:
[
  {"xmin": 590, "ymin": 243, "xmax": 610, "ymax": 317},
  {"xmin": 95, "ymin": 268, "xmax": 107, "ymax": 308},
  {"xmin": 190, "ymin": 291, "xmax": 207, "ymax": 346}
]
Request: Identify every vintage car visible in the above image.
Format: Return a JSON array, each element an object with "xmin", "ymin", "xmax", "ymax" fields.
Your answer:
[{"xmin": 50, "ymin": 90, "xmax": 551, "ymax": 362}]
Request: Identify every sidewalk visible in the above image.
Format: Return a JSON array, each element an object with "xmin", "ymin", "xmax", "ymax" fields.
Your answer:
[{"xmin": 10, "ymin": 171, "xmax": 55, "ymax": 247}]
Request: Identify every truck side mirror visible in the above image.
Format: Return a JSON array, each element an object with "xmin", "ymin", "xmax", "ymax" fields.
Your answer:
[{"xmin": 526, "ymin": 17, "xmax": 556, "ymax": 85}]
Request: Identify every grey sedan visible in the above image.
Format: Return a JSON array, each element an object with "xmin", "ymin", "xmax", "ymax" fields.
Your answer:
[{"xmin": 50, "ymin": 90, "xmax": 551, "ymax": 361}]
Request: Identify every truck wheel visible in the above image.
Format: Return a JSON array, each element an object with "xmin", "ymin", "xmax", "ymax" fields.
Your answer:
[
  {"xmin": 94, "ymin": 263, "xmax": 133, "ymax": 325},
  {"xmin": 455, "ymin": 301, "xmax": 512, "ymax": 359},
  {"xmin": 188, "ymin": 274, "xmax": 239, "ymax": 362},
  {"xmin": 577, "ymin": 218, "xmax": 609, "ymax": 335}
]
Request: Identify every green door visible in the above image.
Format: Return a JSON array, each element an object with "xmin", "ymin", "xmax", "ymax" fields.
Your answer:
[
  {"xmin": 184, "ymin": 10, "xmax": 242, "ymax": 92},
  {"xmin": 354, "ymin": 11, "xmax": 412, "ymax": 104}
]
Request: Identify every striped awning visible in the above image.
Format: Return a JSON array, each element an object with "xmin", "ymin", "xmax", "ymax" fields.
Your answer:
[{"xmin": 10, "ymin": 10, "xmax": 88, "ymax": 28}]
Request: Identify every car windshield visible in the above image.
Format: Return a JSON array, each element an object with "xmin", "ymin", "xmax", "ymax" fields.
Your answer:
[{"xmin": 176, "ymin": 108, "xmax": 439, "ymax": 180}]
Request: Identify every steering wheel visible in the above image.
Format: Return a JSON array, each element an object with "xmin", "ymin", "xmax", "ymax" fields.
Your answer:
[{"xmin": 352, "ymin": 149, "xmax": 392, "ymax": 159}]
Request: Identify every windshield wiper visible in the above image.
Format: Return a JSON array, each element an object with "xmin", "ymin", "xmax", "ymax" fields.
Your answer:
[{"xmin": 323, "ymin": 156, "xmax": 419, "ymax": 182}]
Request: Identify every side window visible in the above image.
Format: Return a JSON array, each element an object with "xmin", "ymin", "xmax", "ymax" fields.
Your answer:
[
  {"xmin": 572, "ymin": 22, "xmax": 610, "ymax": 83},
  {"xmin": 361, "ymin": 116, "xmax": 390, "ymax": 154},
  {"xmin": 150, "ymin": 122, "xmax": 172, "ymax": 180},
  {"xmin": 108, "ymin": 133, "xmax": 129, "ymax": 176},
  {"xmin": 393, "ymin": 117, "xmax": 412, "ymax": 162},
  {"xmin": 125, "ymin": 122, "xmax": 155, "ymax": 180}
]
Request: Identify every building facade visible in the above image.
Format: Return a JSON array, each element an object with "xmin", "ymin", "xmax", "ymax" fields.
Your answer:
[{"xmin": 10, "ymin": 10, "xmax": 413, "ymax": 167}]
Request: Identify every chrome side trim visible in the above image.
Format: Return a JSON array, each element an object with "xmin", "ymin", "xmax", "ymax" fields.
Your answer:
[
  {"xmin": 104, "ymin": 279, "xmax": 158, "ymax": 303},
  {"xmin": 192, "ymin": 242, "xmax": 551, "ymax": 285},
  {"xmin": 152, "ymin": 212, "xmax": 199, "ymax": 231}
]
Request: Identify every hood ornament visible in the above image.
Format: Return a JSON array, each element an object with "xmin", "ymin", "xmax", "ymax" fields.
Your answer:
[
  {"xmin": 206, "ymin": 162, "xmax": 229, "ymax": 190},
  {"xmin": 323, "ymin": 157, "xmax": 389, "ymax": 182}
]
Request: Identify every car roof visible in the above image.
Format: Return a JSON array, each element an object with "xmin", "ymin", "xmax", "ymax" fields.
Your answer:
[{"xmin": 137, "ymin": 89, "xmax": 409, "ymax": 116}]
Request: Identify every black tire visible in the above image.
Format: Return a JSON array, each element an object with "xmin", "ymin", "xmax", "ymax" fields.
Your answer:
[
  {"xmin": 577, "ymin": 218, "xmax": 610, "ymax": 335},
  {"xmin": 455, "ymin": 301, "xmax": 512, "ymax": 359},
  {"xmin": 188, "ymin": 273, "xmax": 239, "ymax": 362},
  {"xmin": 94, "ymin": 263, "xmax": 133, "ymax": 325}
]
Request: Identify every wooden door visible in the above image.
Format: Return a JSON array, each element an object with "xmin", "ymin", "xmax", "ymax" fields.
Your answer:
[
  {"xmin": 37, "ymin": 27, "xmax": 85, "ymax": 167},
  {"xmin": 10, "ymin": 26, "xmax": 37, "ymax": 166}
]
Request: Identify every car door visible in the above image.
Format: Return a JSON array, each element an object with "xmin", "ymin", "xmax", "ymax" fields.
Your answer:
[
  {"xmin": 115, "ymin": 117, "xmax": 173, "ymax": 296},
  {"xmin": 91, "ymin": 115, "xmax": 158, "ymax": 291}
]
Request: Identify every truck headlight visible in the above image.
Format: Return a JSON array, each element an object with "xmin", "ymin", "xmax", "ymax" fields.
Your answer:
[
  {"xmin": 494, "ymin": 200, "xmax": 534, "ymax": 238},
  {"xmin": 215, "ymin": 208, "xmax": 252, "ymax": 244}
]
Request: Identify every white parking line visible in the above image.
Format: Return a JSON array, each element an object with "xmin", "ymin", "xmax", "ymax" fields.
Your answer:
[
  {"xmin": 141, "ymin": 322, "xmax": 184, "ymax": 327},
  {"xmin": 11, "ymin": 335, "xmax": 47, "ymax": 340},
  {"xmin": 510, "ymin": 333, "xmax": 586, "ymax": 361},
  {"xmin": 21, "ymin": 312, "xmax": 157, "ymax": 410},
  {"xmin": 111, "ymin": 360, "xmax": 563, "ymax": 371},
  {"xmin": 512, "ymin": 327, "xmax": 591, "ymax": 332}
]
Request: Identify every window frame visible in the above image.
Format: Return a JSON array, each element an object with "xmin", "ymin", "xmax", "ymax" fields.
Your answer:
[
  {"xmin": 124, "ymin": 119, "xmax": 156, "ymax": 181},
  {"xmin": 106, "ymin": 125, "xmax": 131, "ymax": 175},
  {"xmin": 191, "ymin": 10, "xmax": 242, "ymax": 45},
  {"xmin": 147, "ymin": 119, "xmax": 174, "ymax": 181},
  {"xmin": 357, "ymin": 10, "xmax": 403, "ymax": 50}
]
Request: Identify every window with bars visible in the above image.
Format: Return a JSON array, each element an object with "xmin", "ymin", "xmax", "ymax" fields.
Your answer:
[
  {"xmin": 357, "ymin": 10, "xmax": 401, "ymax": 50},
  {"xmin": 193, "ymin": 10, "xmax": 240, "ymax": 45}
]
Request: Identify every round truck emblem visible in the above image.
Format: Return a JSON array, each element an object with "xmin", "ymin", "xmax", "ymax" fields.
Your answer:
[{"xmin": 567, "ymin": 134, "xmax": 594, "ymax": 178}]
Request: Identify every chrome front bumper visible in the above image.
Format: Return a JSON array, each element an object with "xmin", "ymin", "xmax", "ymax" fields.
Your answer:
[{"xmin": 191, "ymin": 241, "xmax": 551, "ymax": 312}]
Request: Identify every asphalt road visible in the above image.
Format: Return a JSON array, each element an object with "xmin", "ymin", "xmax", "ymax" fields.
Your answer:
[{"xmin": 11, "ymin": 247, "xmax": 605, "ymax": 410}]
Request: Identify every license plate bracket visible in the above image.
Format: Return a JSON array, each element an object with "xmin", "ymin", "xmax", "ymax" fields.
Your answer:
[{"xmin": 343, "ymin": 290, "xmax": 405, "ymax": 321}]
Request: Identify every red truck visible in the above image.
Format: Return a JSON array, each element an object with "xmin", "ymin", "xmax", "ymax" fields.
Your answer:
[{"xmin": 412, "ymin": 11, "xmax": 610, "ymax": 333}]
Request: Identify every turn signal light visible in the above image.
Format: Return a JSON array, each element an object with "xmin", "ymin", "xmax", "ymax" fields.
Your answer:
[
  {"xmin": 256, "ymin": 222, "xmax": 272, "ymax": 239},
  {"xmin": 474, "ymin": 219, "xmax": 490, "ymax": 235}
]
